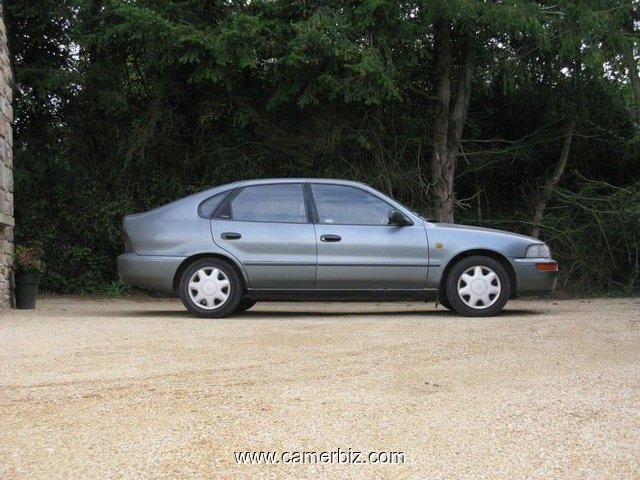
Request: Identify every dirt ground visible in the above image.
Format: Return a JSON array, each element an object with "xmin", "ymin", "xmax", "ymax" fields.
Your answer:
[{"xmin": 1, "ymin": 296, "xmax": 639, "ymax": 480}]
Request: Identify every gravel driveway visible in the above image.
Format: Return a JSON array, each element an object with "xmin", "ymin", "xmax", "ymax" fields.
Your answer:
[{"xmin": 1, "ymin": 296, "xmax": 639, "ymax": 479}]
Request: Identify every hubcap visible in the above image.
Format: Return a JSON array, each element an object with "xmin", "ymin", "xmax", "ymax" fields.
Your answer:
[
  {"xmin": 188, "ymin": 267, "xmax": 230, "ymax": 310},
  {"xmin": 457, "ymin": 265, "xmax": 501, "ymax": 309}
]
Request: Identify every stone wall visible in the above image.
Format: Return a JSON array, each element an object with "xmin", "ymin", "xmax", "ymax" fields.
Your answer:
[{"xmin": 0, "ymin": 3, "xmax": 14, "ymax": 308}]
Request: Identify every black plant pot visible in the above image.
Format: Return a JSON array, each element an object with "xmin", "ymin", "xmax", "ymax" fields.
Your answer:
[{"xmin": 14, "ymin": 272, "xmax": 41, "ymax": 309}]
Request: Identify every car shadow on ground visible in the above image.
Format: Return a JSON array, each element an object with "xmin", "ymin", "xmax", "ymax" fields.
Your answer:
[
  {"xmin": 234, "ymin": 308, "xmax": 543, "ymax": 319},
  {"xmin": 87, "ymin": 307, "xmax": 544, "ymax": 319}
]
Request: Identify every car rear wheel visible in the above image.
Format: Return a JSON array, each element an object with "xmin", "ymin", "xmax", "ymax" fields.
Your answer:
[
  {"xmin": 445, "ymin": 256, "xmax": 510, "ymax": 317},
  {"xmin": 235, "ymin": 298, "xmax": 257, "ymax": 313},
  {"xmin": 179, "ymin": 258, "xmax": 241, "ymax": 318}
]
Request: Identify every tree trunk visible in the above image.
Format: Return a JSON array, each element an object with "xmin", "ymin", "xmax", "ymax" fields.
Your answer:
[
  {"xmin": 444, "ymin": 37, "xmax": 473, "ymax": 222},
  {"xmin": 430, "ymin": 19, "xmax": 452, "ymax": 222},
  {"xmin": 430, "ymin": 25, "xmax": 473, "ymax": 223},
  {"xmin": 623, "ymin": 41, "xmax": 640, "ymax": 125},
  {"xmin": 531, "ymin": 120, "xmax": 575, "ymax": 239}
]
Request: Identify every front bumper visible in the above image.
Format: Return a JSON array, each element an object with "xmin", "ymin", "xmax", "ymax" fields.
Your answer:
[
  {"xmin": 511, "ymin": 258, "xmax": 558, "ymax": 295},
  {"xmin": 117, "ymin": 253, "xmax": 184, "ymax": 294}
]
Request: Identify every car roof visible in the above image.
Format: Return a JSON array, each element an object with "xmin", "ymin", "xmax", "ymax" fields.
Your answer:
[{"xmin": 228, "ymin": 178, "xmax": 370, "ymax": 188}]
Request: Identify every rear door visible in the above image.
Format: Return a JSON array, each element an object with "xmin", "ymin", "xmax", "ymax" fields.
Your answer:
[
  {"xmin": 310, "ymin": 183, "xmax": 429, "ymax": 289},
  {"xmin": 211, "ymin": 183, "xmax": 316, "ymax": 288}
]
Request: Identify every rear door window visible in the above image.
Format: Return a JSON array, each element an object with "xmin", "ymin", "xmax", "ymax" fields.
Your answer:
[{"xmin": 229, "ymin": 184, "xmax": 307, "ymax": 223}]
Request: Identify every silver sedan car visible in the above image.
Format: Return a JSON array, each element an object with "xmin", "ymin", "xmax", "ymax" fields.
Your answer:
[{"xmin": 118, "ymin": 178, "xmax": 558, "ymax": 317}]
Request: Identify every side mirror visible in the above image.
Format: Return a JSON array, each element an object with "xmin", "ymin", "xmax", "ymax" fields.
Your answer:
[{"xmin": 388, "ymin": 209, "xmax": 413, "ymax": 226}]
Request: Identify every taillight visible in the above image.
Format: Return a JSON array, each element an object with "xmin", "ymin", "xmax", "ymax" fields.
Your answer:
[{"xmin": 122, "ymin": 223, "xmax": 131, "ymax": 252}]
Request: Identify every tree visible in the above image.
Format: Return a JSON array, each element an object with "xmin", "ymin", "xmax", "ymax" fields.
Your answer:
[
  {"xmin": 5, "ymin": 0, "xmax": 640, "ymax": 293},
  {"xmin": 5, "ymin": 0, "xmax": 76, "ymax": 171}
]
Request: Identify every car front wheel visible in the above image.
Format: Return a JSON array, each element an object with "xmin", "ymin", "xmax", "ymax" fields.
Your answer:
[
  {"xmin": 437, "ymin": 294, "xmax": 453, "ymax": 310},
  {"xmin": 445, "ymin": 256, "xmax": 511, "ymax": 317},
  {"xmin": 179, "ymin": 258, "xmax": 241, "ymax": 318},
  {"xmin": 235, "ymin": 298, "xmax": 257, "ymax": 313}
]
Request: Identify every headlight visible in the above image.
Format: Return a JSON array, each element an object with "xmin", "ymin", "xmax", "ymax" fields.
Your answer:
[{"xmin": 525, "ymin": 244, "xmax": 551, "ymax": 258}]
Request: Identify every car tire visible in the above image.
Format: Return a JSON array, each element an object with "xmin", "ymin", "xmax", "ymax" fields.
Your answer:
[
  {"xmin": 235, "ymin": 298, "xmax": 257, "ymax": 313},
  {"xmin": 179, "ymin": 258, "xmax": 242, "ymax": 318},
  {"xmin": 445, "ymin": 256, "xmax": 510, "ymax": 317},
  {"xmin": 438, "ymin": 294, "xmax": 453, "ymax": 310}
]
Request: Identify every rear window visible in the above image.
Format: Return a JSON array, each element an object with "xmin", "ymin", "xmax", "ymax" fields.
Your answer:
[{"xmin": 198, "ymin": 191, "xmax": 229, "ymax": 219}]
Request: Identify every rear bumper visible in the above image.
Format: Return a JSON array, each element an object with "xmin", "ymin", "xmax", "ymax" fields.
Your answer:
[
  {"xmin": 117, "ymin": 253, "xmax": 184, "ymax": 294},
  {"xmin": 510, "ymin": 258, "xmax": 558, "ymax": 295}
]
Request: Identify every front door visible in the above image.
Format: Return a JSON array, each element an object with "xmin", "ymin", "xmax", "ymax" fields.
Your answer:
[
  {"xmin": 212, "ymin": 183, "xmax": 316, "ymax": 288},
  {"xmin": 310, "ymin": 183, "xmax": 429, "ymax": 289}
]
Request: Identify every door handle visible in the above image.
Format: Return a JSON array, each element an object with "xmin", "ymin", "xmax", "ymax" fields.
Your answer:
[
  {"xmin": 221, "ymin": 232, "xmax": 241, "ymax": 240},
  {"xmin": 320, "ymin": 234, "xmax": 342, "ymax": 242}
]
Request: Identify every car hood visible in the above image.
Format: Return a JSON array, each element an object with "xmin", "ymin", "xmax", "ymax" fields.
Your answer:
[{"xmin": 426, "ymin": 221, "xmax": 541, "ymax": 244}]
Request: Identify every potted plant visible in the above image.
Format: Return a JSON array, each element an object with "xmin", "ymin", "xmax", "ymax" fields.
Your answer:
[{"xmin": 13, "ymin": 245, "xmax": 45, "ymax": 309}]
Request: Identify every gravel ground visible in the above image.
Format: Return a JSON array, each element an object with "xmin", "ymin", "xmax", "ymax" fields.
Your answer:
[{"xmin": 1, "ymin": 296, "xmax": 639, "ymax": 480}]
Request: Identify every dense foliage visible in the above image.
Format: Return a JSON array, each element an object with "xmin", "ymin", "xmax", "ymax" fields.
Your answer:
[{"xmin": 6, "ymin": 0, "xmax": 640, "ymax": 294}]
